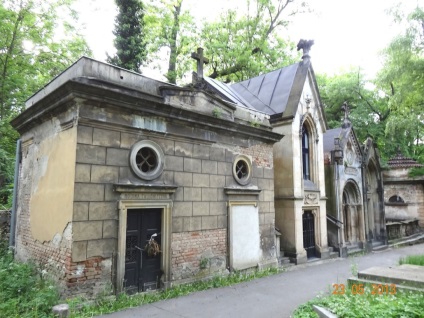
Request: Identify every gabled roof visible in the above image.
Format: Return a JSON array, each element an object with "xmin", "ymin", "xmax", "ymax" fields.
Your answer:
[
  {"xmin": 323, "ymin": 127, "xmax": 343, "ymax": 153},
  {"xmin": 229, "ymin": 63, "xmax": 300, "ymax": 115},
  {"xmin": 204, "ymin": 59, "xmax": 316, "ymax": 119},
  {"xmin": 323, "ymin": 123, "xmax": 362, "ymax": 158}
]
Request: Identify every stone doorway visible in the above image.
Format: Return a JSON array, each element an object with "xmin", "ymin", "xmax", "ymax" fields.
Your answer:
[
  {"xmin": 342, "ymin": 181, "xmax": 363, "ymax": 244},
  {"xmin": 302, "ymin": 210, "xmax": 316, "ymax": 258},
  {"xmin": 115, "ymin": 184, "xmax": 176, "ymax": 294},
  {"xmin": 124, "ymin": 208, "xmax": 162, "ymax": 293}
]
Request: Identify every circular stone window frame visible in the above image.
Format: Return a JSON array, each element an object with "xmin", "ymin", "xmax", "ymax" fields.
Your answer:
[
  {"xmin": 232, "ymin": 154, "xmax": 253, "ymax": 186},
  {"xmin": 129, "ymin": 140, "xmax": 165, "ymax": 181}
]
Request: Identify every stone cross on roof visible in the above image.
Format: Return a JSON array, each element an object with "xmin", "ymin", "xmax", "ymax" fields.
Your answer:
[
  {"xmin": 191, "ymin": 47, "xmax": 209, "ymax": 79},
  {"xmin": 341, "ymin": 101, "xmax": 351, "ymax": 128},
  {"xmin": 297, "ymin": 39, "xmax": 314, "ymax": 60}
]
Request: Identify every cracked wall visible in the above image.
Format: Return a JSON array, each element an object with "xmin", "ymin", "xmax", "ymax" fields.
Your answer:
[{"xmin": 14, "ymin": 112, "xmax": 77, "ymax": 293}]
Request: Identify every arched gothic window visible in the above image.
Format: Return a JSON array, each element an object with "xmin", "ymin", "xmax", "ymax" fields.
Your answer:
[{"xmin": 302, "ymin": 125, "xmax": 310, "ymax": 180}]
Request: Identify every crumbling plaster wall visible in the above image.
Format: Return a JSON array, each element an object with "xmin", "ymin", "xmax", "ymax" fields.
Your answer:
[
  {"xmin": 15, "ymin": 109, "xmax": 77, "ymax": 289},
  {"xmin": 384, "ymin": 168, "xmax": 424, "ymax": 226}
]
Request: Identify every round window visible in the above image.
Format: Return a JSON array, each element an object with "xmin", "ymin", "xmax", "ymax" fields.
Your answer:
[
  {"xmin": 129, "ymin": 140, "xmax": 164, "ymax": 180},
  {"xmin": 232, "ymin": 155, "xmax": 252, "ymax": 185}
]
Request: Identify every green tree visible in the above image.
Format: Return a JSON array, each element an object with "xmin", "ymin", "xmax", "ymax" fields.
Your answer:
[
  {"xmin": 144, "ymin": 0, "xmax": 306, "ymax": 84},
  {"xmin": 317, "ymin": 69, "xmax": 389, "ymax": 156},
  {"xmin": 376, "ymin": 6, "xmax": 424, "ymax": 161},
  {"xmin": 0, "ymin": 0, "xmax": 91, "ymax": 206},
  {"xmin": 107, "ymin": 0, "xmax": 147, "ymax": 73},
  {"xmin": 144, "ymin": 0, "xmax": 197, "ymax": 84},
  {"xmin": 203, "ymin": 0, "xmax": 304, "ymax": 82}
]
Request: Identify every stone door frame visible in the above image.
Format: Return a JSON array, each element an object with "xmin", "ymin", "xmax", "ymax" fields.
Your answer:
[
  {"xmin": 117, "ymin": 200, "xmax": 172, "ymax": 294},
  {"xmin": 341, "ymin": 180, "xmax": 365, "ymax": 245},
  {"xmin": 114, "ymin": 184, "xmax": 176, "ymax": 294}
]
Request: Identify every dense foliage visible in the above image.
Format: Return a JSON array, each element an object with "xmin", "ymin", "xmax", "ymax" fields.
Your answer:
[
  {"xmin": 107, "ymin": 0, "xmax": 147, "ymax": 72},
  {"xmin": 0, "ymin": 0, "xmax": 91, "ymax": 207},
  {"xmin": 293, "ymin": 288, "xmax": 424, "ymax": 318},
  {"xmin": 144, "ymin": 0, "xmax": 197, "ymax": 84},
  {"xmin": 141, "ymin": 0, "xmax": 305, "ymax": 84},
  {"xmin": 317, "ymin": 7, "xmax": 424, "ymax": 164},
  {"xmin": 0, "ymin": 242, "xmax": 60, "ymax": 317}
]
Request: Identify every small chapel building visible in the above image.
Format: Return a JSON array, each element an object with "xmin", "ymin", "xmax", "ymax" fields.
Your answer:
[
  {"xmin": 10, "ymin": 41, "xmax": 361, "ymax": 297},
  {"xmin": 205, "ymin": 40, "xmax": 330, "ymax": 264},
  {"xmin": 11, "ymin": 56, "xmax": 282, "ymax": 297},
  {"xmin": 323, "ymin": 105, "xmax": 386, "ymax": 256}
]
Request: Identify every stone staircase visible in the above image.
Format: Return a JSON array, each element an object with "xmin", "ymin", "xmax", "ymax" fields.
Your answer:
[
  {"xmin": 371, "ymin": 240, "xmax": 388, "ymax": 252},
  {"xmin": 346, "ymin": 243, "xmax": 364, "ymax": 256},
  {"xmin": 389, "ymin": 232, "xmax": 424, "ymax": 248},
  {"xmin": 328, "ymin": 246, "xmax": 339, "ymax": 259},
  {"xmin": 348, "ymin": 264, "xmax": 424, "ymax": 293}
]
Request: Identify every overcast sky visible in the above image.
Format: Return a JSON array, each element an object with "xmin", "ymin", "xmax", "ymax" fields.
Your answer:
[{"xmin": 74, "ymin": 0, "xmax": 422, "ymax": 79}]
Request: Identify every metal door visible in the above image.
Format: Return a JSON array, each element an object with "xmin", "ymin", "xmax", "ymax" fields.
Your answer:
[
  {"xmin": 124, "ymin": 208, "xmax": 162, "ymax": 294},
  {"xmin": 302, "ymin": 211, "xmax": 316, "ymax": 258}
]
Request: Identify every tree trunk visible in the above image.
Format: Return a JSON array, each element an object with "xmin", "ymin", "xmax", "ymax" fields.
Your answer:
[{"xmin": 166, "ymin": 1, "xmax": 182, "ymax": 84}]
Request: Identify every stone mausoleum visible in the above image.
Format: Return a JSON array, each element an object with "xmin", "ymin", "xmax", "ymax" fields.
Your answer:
[
  {"xmin": 383, "ymin": 151, "xmax": 424, "ymax": 240},
  {"xmin": 10, "ymin": 42, "xmax": 364, "ymax": 297},
  {"xmin": 11, "ymin": 56, "xmax": 282, "ymax": 297},
  {"xmin": 323, "ymin": 105, "xmax": 386, "ymax": 257}
]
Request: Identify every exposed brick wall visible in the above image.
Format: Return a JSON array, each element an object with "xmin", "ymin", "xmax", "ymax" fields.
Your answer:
[
  {"xmin": 64, "ymin": 256, "xmax": 113, "ymax": 298},
  {"xmin": 237, "ymin": 144, "xmax": 274, "ymax": 168},
  {"xmin": 171, "ymin": 229, "xmax": 227, "ymax": 281}
]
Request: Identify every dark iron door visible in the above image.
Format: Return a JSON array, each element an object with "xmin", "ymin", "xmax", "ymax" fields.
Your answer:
[
  {"xmin": 124, "ymin": 208, "xmax": 162, "ymax": 294},
  {"xmin": 303, "ymin": 211, "xmax": 316, "ymax": 258}
]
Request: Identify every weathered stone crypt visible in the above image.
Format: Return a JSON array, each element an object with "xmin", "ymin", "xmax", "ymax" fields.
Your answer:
[
  {"xmin": 11, "ymin": 57, "xmax": 282, "ymax": 297},
  {"xmin": 10, "ymin": 42, "xmax": 388, "ymax": 298}
]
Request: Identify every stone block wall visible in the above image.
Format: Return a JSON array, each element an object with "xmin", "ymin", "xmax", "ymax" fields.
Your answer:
[
  {"xmin": 72, "ymin": 122, "xmax": 276, "ymax": 289},
  {"xmin": 384, "ymin": 183, "xmax": 424, "ymax": 226}
]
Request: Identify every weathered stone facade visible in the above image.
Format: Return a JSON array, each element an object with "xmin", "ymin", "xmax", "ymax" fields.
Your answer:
[
  {"xmin": 383, "ymin": 153, "xmax": 424, "ymax": 228},
  {"xmin": 324, "ymin": 119, "xmax": 386, "ymax": 256},
  {"xmin": 205, "ymin": 45, "xmax": 331, "ymax": 264},
  {"xmin": 11, "ymin": 57, "xmax": 281, "ymax": 297}
]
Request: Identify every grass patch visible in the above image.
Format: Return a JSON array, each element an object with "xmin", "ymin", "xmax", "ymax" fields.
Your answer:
[
  {"xmin": 0, "ymin": 239, "xmax": 282, "ymax": 317},
  {"xmin": 69, "ymin": 267, "xmax": 282, "ymax": 317},
  {"xmin": 293, "ymin": 286, "xmax": 424, "ymax": 318},
  {"xmin": 399, "ymin": 254, "xmax": 424, "ymax": 266},
  {"xmin": 0, "ymin": 241, "xmax": 60, "ymax": 318}
]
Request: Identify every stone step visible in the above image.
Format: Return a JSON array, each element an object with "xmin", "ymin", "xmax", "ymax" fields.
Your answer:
[
  {"xmin": 372, "ymin": 244, "xmax": 388, "ymax": 251},
  {"xmin": 277, "ymin": 256, "xmax": 291, "ymax": 266},
  {"xmin": 357, "ymin": 265, "xmax": 424, "ymax": 289},
  {"xmin": 389, "ymin": 233, "xmax": 424, "ymax": 248},
  {"xmin": 348, "ymin": 277, "xmax": 424, "ymax": 294},
  {"xmin": 329, "ymin": 251, "xmax": 339, "ymax": 259},
  {"xmin": 347, "ymin": 248, "xmax": 364, "ymax": 256}
]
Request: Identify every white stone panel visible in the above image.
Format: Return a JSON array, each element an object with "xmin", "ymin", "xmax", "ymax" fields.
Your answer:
[{"xmin": 229, "ymin": 205, "xmax": 260, "ymax": 270}]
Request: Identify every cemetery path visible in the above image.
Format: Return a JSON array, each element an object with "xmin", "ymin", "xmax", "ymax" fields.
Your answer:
[{"xmin": 97, "ymin": 244, "xmax": 423, "ymax": 318}]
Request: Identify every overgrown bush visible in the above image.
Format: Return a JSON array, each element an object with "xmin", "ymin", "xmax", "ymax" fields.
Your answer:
[
  {"xmin": 293, "ymin": 287, "xmax": 424, "ymax": 318},
  {"xmin": 0, "ymin": 241, "xmax": 60, "ymax": 317}
]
